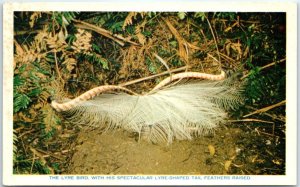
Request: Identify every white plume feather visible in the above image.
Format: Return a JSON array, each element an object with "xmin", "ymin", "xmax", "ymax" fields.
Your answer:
[{"xmin": 58, "ymin": 77, "xmax": 244, "ymax": 144}]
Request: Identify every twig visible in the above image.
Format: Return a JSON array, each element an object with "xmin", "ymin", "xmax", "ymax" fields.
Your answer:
[
  {"xmin": 18, "ymin": 129, "xmax": 36, "ymax": 138},
  {"xmin": 228, "ymin": 118, "xmax": 274, "ymax": 124},
  {"xmin": 153, "ymin": 53, "xmax": 172, "ymax": 80},
  {"xmin": 207, "ymin": 53, "xmax": 220, "ymax": 63},
  {"xmin": 205, "ymin": 16, "xmax": 222, "ymax": 70},
  {"xmin": 241, "ymin": 58, "xmax": 286, "ymax": 79},
  {"xmin": 14, "ymin": 30, "xmax": 40, "ymax": 36},
  {"xmin": 16, "ymin": 148, "xmax": 76, "ymax": 163},
  {"xmin": 256, "ymin": 128, "xmax": 279, "ymax": 137},
  {"xmin": 217, "ymin": 19, "xmax": 260, "ymax": 24},
  {"xmin": 29, "ymin": 147, "xmax": 41, "ymax": 174},
  {"xmin": 51, "ymin": 21, "xmax": 63, "ymax": 80},
  {"xmin": 260, "ymin": 58, "xmax": 286, "ymax": 70},
  {"xmin": 243, "ymin": 100, "xmax": 286, "ymax": 118},
  {"xmin": 152, "ymin": 54, "xmax": 189, "ymax": 91},
  {"xmin": 20, "ymin": 137, "xmax": 28, "ymax": 156},
  {"xmin": 219, "ymin": 52, "xmax": 236, "ymax": 62},
  {"xmin": 15, "ymin": 126, "xmax": 25, "ymax": 132},
  {"xmin": 200, "ymin": 29, "xmax": 208, "ymax": 45},
  {"xmin": 30, "ymin": 154, "xmax": 36, "ymax": 174},
  {"xmin": 245, "ymin": 105, "xmax": 286, "ymax": 122},
  {"xmin": 119, "ymin": 66, "xmax": 187, "ymax": 87},
  {"xmin": 153, "ymin": 53, "xmax": 172, "ymax": 75},
  {"xmin": 54, "ymin": 52, "xmax": 62, "ymax": 80},
  {"xmin": 34, "ymin": 148, "xmax": 63, "ymax": 160}
]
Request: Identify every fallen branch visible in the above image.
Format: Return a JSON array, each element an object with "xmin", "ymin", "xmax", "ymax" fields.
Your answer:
[
  {"xmin": 243, "ymin": 100, "xmax": 286, "ymax": 118},
  {"xmin": 228, "ymin": 118, "xmax": 274, "ymax": 124},
  {"xmin": 73, "ymin": 19, "xmax": 140, "ymax": 46}
]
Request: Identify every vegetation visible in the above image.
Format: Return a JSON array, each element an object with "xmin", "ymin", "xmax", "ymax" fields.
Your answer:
[{"xmin": 13, "ymin": 12, "xmax": 286, "ymax": 174}]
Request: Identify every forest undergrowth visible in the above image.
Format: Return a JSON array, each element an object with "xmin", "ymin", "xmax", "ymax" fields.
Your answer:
[{"xmin": 13, "ymin": 12, "xmax": 286, "ymax": 174}]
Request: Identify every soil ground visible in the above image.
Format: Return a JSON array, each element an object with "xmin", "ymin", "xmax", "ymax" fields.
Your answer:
[{"xmin": 63, "ymin": 123, "xmax": 285, "ymax": 175}]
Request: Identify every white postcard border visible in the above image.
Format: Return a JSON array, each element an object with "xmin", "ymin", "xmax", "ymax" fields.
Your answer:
[{"xmin": 3, "ymin": 1, "xmax": 297, "ymax": 186}]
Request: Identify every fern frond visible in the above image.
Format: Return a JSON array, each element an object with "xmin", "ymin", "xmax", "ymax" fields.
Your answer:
[
  {"xmin": 42, "ymin": 104, "xmax": 61, "ymax": 134},
  {"xmin": 71, "ymin": 29, "xmax": 92, "ymax": 53},
  {"xmin": 135, "ymin": 20, "xmax": 147, "ymax": 45},
  {"xmin": 13, "ymin": 92, "xmax": 31, "ymax": 113}
]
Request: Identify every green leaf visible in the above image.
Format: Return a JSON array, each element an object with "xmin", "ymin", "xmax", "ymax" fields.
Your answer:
[
  {"xmin": 110, "ymin": 21, "xmax": 124, "ymax": 33},
  {"xmin": 146, "ymin": 57, "xmax": 157, "ymax": 74},
  {"xmin": 92, "ymin": 43, "xmax": 101, "ymax": 53},
  {"xmin": 142, "ymin": 30, "xmax": 152, "ymax": 37},
  {"xmin": 194, "ymin": 12, "xmax": 206, "ymax": 22},
  {"xmin": 178, "ymin": 12, "xmax": 186, "ymax": 20},
  {"xmin": 28, "ymin": 88, "xmax": 42, "ymax": 97}
]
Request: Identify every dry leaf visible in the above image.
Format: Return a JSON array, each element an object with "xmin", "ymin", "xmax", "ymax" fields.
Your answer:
[
  {"xmin": 18, "ymin": 113, "xmax": 33, "ymax": 122},
  {"xmin": 224, "ymin": 160, "xmax": 232, "ymax": 172},
  {"xmin": 225, "ymin": 43, "xmax": 231, "ymax": 56},
  {"xmin": 224, "ymin": 22, "xmax": 238, "ymax": 33},
  {"xmin": 243, "ymin": 45, "xmax": 249, "ymax": 57},
  {"xmin": 123, "ymin": 12, "xmax": 138, "ymax": 30},
  {"xmin": 29, "ymin": 12, "xmax": 42, "ymax": 28},
  {"xmin": 164, "ymin": 19, "xmax": 188, "ymax": 62},
  {"xmin": 122, "ymin": 12, "xmax": 146, "ymax": 30},
  {"xmin": 272, "ymin": 159, "xmax": 282, "ymax": 165},
  {"xmin": 14, "ymin": 40, "xmax": 25, "ymax": 56},
  {"xmin": 35, "ymin": 72, "xmax": 47, "ymax": 80},
  {"xmin": 208, "ymin": 144, "xmax": 215, "ymax": 156},
  {"xmin": 58, "ymin": 29, "xmax": 66, "ymax": 43}
]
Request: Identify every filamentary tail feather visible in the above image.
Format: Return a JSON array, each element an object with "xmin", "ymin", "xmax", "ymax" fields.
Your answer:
[{"xmin": 53, "ymin": 75, "xmax": 244, "ymax": 144}]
